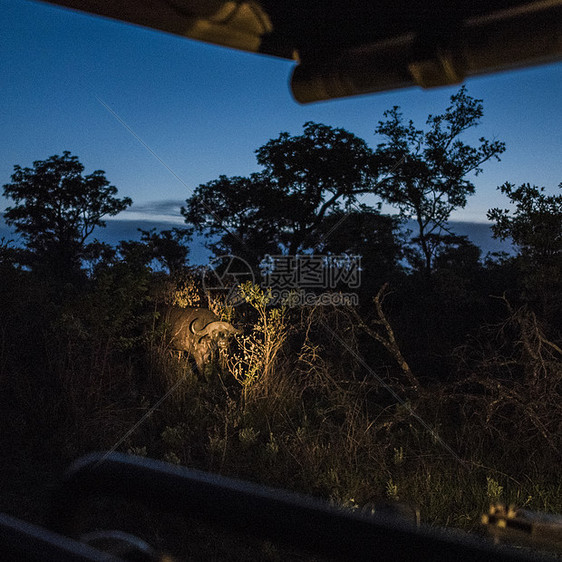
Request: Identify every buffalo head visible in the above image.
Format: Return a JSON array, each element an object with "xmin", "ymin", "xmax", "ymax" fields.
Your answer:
[{"xmin": 161, "ymin": 306, "xmax": 241, "ymax": 370}]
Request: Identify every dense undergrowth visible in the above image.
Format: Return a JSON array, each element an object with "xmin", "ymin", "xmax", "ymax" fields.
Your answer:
[{"xmin": 0, "ymin": 254, "xmax": 560, "ymax": 539}]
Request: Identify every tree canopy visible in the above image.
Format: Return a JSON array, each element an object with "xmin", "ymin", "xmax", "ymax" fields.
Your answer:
[
  {"xmin": 488, "ymin": 182, "xmax": 562, "ymax": 264},
  {"xmin": 488, "ymin": 181, "xmax": 562, "ymax": 318},
  {"xmin": 182, "ymin": 122, "xmax": 378, "ymax": 261},
  {"xmin": 3, "ymin": 151, "xmax": 132, "ymax": 274},
  {"xmin": 374, "ymin": 86, "xmax": 505, "ymax": 273},
  {"xmin": 184, "ymin": 89, "xmax": 505, "ymax": 276},
  {"xmin": 139, "ymin": 227, "xmax": 193, "ymax": 275}
]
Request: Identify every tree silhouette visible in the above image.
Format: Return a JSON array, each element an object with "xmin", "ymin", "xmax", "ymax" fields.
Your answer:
[
  {"xmin": 182, "ymin": 122, "xmax": 378, "ymax": 263},
  {"xmin": 488, "ymin": 182, "xmax": 562, "ymax": 263},
  {"xmin": 374, "ymin": 86, "xmax": 505, "ymax": 274},
  {"xmin": 139, "ymin": 227, "xmax": 193, "ymax": 275},
  {"xmin": 488, "ymin": 181, "xmax": 562, "ymax": 319},
  {"xmin": 3, "ymin": 151, "xmax": 132, "ymax": 277},
  {"xmin": 316, "ymin": 206, "xmax": 402, "ymax": 294}
]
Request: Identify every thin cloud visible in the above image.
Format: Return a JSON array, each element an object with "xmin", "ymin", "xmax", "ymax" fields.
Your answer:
[{"xmin": 117, "ymin": 199, "xmax": 185, "ymax": 223}]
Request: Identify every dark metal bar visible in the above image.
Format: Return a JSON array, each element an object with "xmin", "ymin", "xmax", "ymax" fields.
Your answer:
[
  {"xmin": 0, "ymin": 512, "xmax": 119, "ymax": 561},
  {"xmin": 48, "ymin": 452, "xmax": 556, "ymax": 561}
]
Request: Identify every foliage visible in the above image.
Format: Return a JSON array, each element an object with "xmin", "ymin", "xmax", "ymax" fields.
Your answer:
[
  {"xmin": 165, "ymin": 273, "xmax": 204, "ymax": 308},
  {"xmin": 488, "ymin": 182, "xmax": 562, "ymax": 319},
  {"xmin": 182, "ymin": 172, "xmax": 282, "ymax": 262},
  {"xmin": 2, "ymin": 151, "xmax": 132, "ymax": 277},
  {"xmin": 316, "ymin": 206, "xmax": 403, "ymax": 295},
  {"xmin": 374, "ymin": 86, "xmax": 505, "ymax": 273},
  {"xmin": 433, "ymin": 236, "xmax": 482, "ymax": 273},
  {"xmin": 0, "ymin": 237, "xmax": 18, "ymax": 270},
  {"xmin": 182, "ymin": 122, "xmax": 377, "ymax": 262},
  {"xmin": 444, "ymin": 299, "xmax": 562, "ymax": 485},
  {"xmin": 225, "ymin": 282, "xmax": 288, "ymax": 404},
  {"xmin": 139, "ymin": 227, "xmax": 193, "ymax": 275},
  {"xmin": 488, "ymin": 182, "xmax": 562, "ymax": 263},
  {"xmin": 2, "ymin": 243, "xmax": 562, "ymax": 548},
  {"xmin": 184, "ymin": 88, "xmax": 504, "ymax": 277},
  {"xmin": 255, "ymin": 121, "xmax": 377, "ymax": 253}
]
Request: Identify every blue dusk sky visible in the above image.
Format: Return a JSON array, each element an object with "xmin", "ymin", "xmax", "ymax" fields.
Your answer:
[{"xmin": 1, "ymin": 0, "xmax": 561, "ymax": 234}]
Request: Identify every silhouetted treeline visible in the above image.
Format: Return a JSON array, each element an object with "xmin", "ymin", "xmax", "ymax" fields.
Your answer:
[{"xmin": 0, "ymin": 92, "xmax": 561, "ymax": 554}]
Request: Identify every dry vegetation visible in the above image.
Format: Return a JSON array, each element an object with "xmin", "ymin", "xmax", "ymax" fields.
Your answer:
[{"xmin": 3, "ymin": 255, "xmax": 560, "ymax": 543}]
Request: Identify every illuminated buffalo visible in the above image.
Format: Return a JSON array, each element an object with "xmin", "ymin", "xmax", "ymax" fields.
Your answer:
[{"xmin": 161, "ymin": 306, "xmax": 240, "ymax": 370}]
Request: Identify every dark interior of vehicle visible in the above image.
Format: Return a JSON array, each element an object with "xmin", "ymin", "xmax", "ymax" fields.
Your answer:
[{"xmin": 44, "ymin": 0, "xmax": 562, "ymax": 101}]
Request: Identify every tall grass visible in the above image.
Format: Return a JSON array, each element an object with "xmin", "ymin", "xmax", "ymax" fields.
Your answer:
[{"xmin": 1, "ymin": 271, "xmax": 560, "ymax": 536}]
